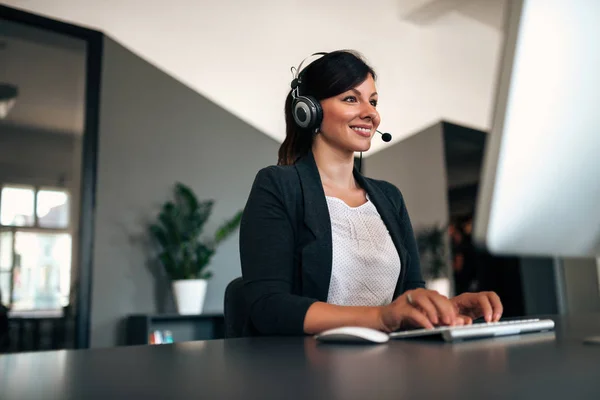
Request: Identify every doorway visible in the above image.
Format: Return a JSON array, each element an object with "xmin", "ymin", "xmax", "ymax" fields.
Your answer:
[{"xmin": 0, "ymin": 5, "xmax": 101, "ymax": 351}]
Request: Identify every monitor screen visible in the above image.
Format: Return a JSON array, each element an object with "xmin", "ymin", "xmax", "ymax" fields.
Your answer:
[{"xmin": 474, "ymin": 0, "xmax": 600, "ymax": 257}]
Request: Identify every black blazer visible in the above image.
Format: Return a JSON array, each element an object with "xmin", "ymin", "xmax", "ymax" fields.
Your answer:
[{"xmin": 239, "ymin": 151, "xmax": 425, "ymax": 336}]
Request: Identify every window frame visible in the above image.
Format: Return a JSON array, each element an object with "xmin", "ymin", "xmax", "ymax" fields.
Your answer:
[{"xmin": 2, "ymin": 3, "xmax": 102, "ymax": 349}]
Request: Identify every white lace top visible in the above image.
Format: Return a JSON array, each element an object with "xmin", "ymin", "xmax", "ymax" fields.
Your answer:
[{"xmin": 325, "ymin": 194, "xmax": 401, "ymax": 306}]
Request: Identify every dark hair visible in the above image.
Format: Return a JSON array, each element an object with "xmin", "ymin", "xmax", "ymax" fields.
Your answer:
[{"xmin": 277, "ymin": 50, "xmax": 376, "ymax": 165}]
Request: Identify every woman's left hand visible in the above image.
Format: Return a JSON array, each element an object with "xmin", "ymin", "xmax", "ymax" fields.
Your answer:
[{"xmin": 450, "ymin": 291, "xmax": 503, "ymax": 324}]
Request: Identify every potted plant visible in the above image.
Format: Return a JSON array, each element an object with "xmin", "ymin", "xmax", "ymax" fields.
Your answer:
[
  {"xmin": 149, "ymin": 182, "xmax": 242, "ymax": 315},
  {"xmin": 415, "ymin": 225, "xmax": 451, "ymax": 297}
]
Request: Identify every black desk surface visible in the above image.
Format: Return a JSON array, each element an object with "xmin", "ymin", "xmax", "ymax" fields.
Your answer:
[{"xmin": 1, "ymin": 314, "xmax": 600, "ymax": 400}]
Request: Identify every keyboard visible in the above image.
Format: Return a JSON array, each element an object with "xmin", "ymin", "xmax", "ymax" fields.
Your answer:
[{"xmin": 389, "ymin": 318, "xmax": 555, "ymax": 342}]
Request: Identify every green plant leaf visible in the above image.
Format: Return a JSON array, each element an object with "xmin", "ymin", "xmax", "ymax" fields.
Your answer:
[
  {"xmin": 214, "ymin": 210, "xmax": 243, "ymax": 244},
  {"xmin": 175, "ymin": 182, "xmax": 199, "ymax": 216},
  {"xmin": 175, "ymin": 183, "xmax": 214, "ymax": 240},
  {"xmin": 149, "ymin": 182, "xmax": 240, "ymax": 281},
  {"xmin": 149, "ymin": 224, "xmax": 169, "ymax": 249},
  {"xmin": 416, "ymin": 225, "xmax": 448, "ymax": 280},
  {"xmin": 194, "ymin": 243, "xmax": 215, "ymax": 275},
  {"xmin": 158, "ymin": 202, "xmax": 181, "ymax": 247},
  {"xmin": 159, "ymin": 252, "xmax": 179, "ymax": 279},
  {"xmin": 200, "ymin": 270, "xmax": 213, "ymax": 280}
]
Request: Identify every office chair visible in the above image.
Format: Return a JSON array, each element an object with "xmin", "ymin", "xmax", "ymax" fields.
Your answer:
[{"xmin": 224, "ymin": 277, "xmax": 247, "ymax": 338}]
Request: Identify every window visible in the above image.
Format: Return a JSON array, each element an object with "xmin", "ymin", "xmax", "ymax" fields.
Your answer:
[
  {"xmin": 0, "ymin": 185, "xmax": 35, "ymax": 226},
  {"xmin": 0, "ymin": 184, "xmax": 72, "ymax": 311},
  {"xmin": 37, "ymin": 189, "xmax": 70, "ymax": 229}
]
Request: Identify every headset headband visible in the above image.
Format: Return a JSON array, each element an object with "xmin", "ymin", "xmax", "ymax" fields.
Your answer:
[{"xmin": 290, "ymin": 52, "xmax": 328, "ymax": 98}]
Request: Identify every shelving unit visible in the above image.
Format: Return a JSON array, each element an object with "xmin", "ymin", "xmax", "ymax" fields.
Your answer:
[{"xmin": 126, "ymin": 313, "xmax": 225, "ymax": 345}]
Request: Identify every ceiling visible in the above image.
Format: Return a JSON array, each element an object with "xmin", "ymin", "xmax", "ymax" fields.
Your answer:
[
  {"xmin": 1, "ymin": 0, "xmax": 507, "ymax": 154},
  {"xmin": 0, "ymin": 18, "xmax": 87, "ymax": 136}
]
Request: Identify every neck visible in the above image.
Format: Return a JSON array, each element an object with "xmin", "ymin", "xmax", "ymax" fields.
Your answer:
[{"xmin": 312, "ymin": 138, "xmax": 357, "ymax": 190}]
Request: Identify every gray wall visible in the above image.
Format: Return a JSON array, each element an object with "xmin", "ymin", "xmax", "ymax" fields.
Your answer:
[
  {"xmin": 519, "ymin": 257, "xmax": 560, "ymax": 315},
  {"xmin": 563, "ymin": 257, "xmax": 600, "ymax": 313},
  {"xmin": 0, "ymin": 124, "xmax": 78, "ymax": 187},
  {"xmin": 91, "ymin": 37, "xmax": 279, "ymax": 348},
  {"xmin": 364, "ymin": 122, "xmax": 449, "ymax": 231}
]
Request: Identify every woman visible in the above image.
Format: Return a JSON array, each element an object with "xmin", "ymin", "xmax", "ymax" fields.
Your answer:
[{"xmin": 239, "ymin": 50, "xmax": 502, "ymax": 336}]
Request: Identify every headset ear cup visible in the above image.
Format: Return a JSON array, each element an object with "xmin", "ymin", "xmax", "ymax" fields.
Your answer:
[
  {"xmin": 311, "ymin": 97, "xmax": 323, "ymax": 132},
  {"xmin": 292, "ymin": 96, "xmax": 323, "ymax": 131}
]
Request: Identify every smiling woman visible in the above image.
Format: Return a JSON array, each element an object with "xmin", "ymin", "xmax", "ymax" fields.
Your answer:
[
  {"xmin": 279, "ymin": 50, "xmax": 378, "ymax": 166},
  {"xmin": 238, "ymin": 50, "xmax": 504, "ymax": 337},
  {"xmin": 318, "ymin": 75, "xmax": 380, "ymax": 153}
]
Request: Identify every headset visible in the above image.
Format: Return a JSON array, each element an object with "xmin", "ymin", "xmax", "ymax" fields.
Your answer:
[
  {"xmin": 289, "ymin": 52, "xmax": 392, "ymax": 142},
  {"xmin": 290, "ymin": 52, "xmax": 327, "ymax": 132}
]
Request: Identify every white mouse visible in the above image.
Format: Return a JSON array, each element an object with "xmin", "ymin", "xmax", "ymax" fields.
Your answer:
[{"xmin": 314, "ymin": 326, "xmax": 390, "ymax": 344}]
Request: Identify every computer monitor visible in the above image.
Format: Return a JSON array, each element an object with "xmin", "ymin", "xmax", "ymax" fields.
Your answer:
[{"xmin": 474, "ymin": 0, "xmax": 600, "ymax": 258}]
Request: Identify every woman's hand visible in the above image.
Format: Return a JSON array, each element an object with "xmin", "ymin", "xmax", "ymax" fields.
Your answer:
[
  {"xmin": 450, "ymin": 291, "xmax": 503, "ymax": 323},
  {"xmin": 378, "ymin": 288, "xmax": 460, "ymax": 332}
]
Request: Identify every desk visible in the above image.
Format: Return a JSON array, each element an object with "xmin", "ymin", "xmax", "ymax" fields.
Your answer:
[{"xmin": 1, "ymin": 314, "xmax": 599, "ymax": 399}]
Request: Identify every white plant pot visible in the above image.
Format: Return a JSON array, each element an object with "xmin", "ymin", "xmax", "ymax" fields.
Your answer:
[
  {"xmin": 426, "ymin": 277, "xmax": 451, "ymax": 298},
  {"xmin": 172, "ymin": 279, "xmax": 207, "ymax": 315}
]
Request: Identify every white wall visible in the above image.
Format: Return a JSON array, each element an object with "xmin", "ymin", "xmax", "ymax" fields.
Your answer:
[
  {"xmin": 90, "ymin": 37, "xmax": 280, "ymax": 348},
  {"xmin": 4, "ymin": 0, "xmax": 506, "ymax": 155}
]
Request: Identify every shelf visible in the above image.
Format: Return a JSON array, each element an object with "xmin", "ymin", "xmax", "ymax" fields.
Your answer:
[{"xmin": 126, "ymin": 313, "xmax": 225, "ymax": 345}]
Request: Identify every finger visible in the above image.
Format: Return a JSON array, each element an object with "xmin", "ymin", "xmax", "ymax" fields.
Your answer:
[
  {"xmin": 477, "ymin": 294, "xmax": 494, "ymax": 322},
  {"xmin": 405, "ymin": 307, "xmax": 434, "ymax": 330},
  {"xmin": 487, "ymin": 292, "xmax": 504, "ymax": 321},
  {"xmin": 409, "ymin": 294, "xmax": 439, "ymax": 325},
  {"xmin": 457, "ymin": 315, "xmax": 473, "ymax": 325},
  {"xmin": 458, "ymin": 298, "xmax": 480, "ymax": 320},
  {"xmin": 428, "ymin": 293, "xmax": 458, "ymax": 325}
]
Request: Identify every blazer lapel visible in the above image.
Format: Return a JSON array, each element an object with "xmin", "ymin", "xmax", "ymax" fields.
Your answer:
[
  {"xmin": 294, "ymin": 153, "xmax": 332, "ymax": 302},
  {"xmin": 354, "ymin": 171, "xmax": 409, "ymax": 297}
]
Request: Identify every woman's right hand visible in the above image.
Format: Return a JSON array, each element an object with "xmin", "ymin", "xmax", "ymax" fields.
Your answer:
[{"xmin": 377, "ymin": 288, "xmax": 460, "ymax": 332}]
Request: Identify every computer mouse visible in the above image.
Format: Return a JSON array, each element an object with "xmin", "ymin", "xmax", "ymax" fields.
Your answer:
[{"xmin": 314, "ymin": 326, "xmax": 390, "ymax": 344}]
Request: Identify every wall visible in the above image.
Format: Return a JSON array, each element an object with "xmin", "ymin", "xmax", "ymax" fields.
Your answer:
[
  {"xmin": 563, "ymin": 257, "xmax": 600, "ymax": 313},
  {"xmin": 0, "ymin": 125, "xmax": 77, "ymax": 187},
  {"xmin": 91, "ymin": 37, "xmax": 280, "ymax": 348},
  {"xmin": 4, "ymin": 0, "xmax": 506, "ymax": 154}
]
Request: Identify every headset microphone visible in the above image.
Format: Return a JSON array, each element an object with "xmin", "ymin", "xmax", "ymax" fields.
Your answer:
[
  {"xmin": 377, "ymin": 130, "xmax": 392, "ymax": 142},
  {"xmin": 357, "ymin": 129, "xmax": 393, "ymax": 172}
]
